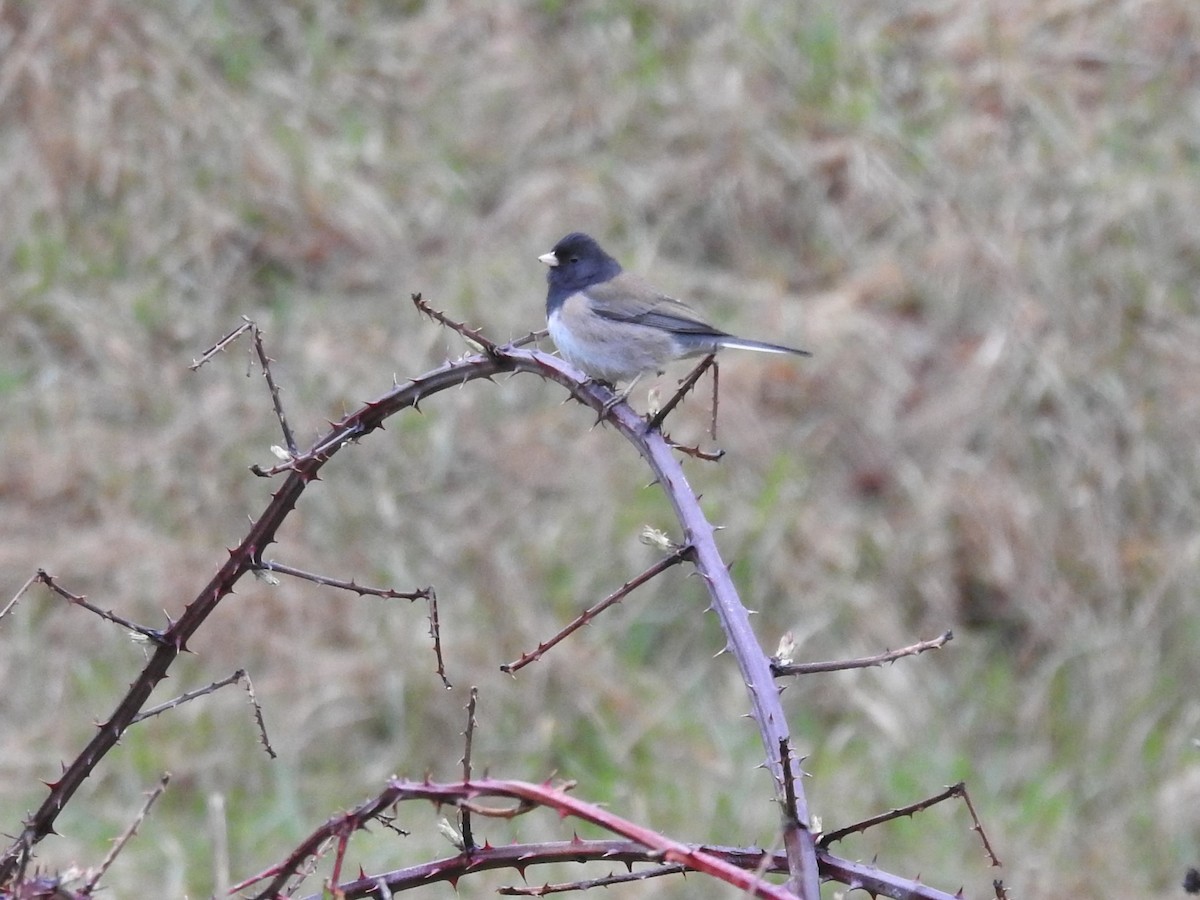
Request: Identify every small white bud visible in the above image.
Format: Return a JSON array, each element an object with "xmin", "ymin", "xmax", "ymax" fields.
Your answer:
[
  {"xmin": 639, "ymin": 527, "xmax": 676, "ymax": 551},
  {"xmin": 774, "ymin": 631, "xmax": 796, "ymax": 666},
  {"xmin": 253, "ymin": 568, "xmax": 281, "ymax": 586},
  {"xmin": 646, "ymin": 386, "xmax": 662, "ymax": 416},
  {"xmin": 437, "ymin": 817, "xmax": 464, "ymax": 850}
]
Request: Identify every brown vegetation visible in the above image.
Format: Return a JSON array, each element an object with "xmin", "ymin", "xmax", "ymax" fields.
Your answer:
[{"xmin": 2, "ymin": 1, "xmax": 1199, "ymax": 896}]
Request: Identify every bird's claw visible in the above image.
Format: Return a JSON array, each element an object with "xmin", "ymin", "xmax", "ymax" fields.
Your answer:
[{"xmin": 595, "ymin": 391, "xmax": 626, "ymax": 423}]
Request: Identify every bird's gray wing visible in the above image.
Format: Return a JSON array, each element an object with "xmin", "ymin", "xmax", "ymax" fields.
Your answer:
[{"xmin": 584, "ymin": 274, "xmax": 726, "ymax": 336}]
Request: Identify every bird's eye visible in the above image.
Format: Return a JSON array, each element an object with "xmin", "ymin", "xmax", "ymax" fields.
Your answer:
[{"xmin": 569, "ymin": 256, "xmax": 579, "ymax": 264}]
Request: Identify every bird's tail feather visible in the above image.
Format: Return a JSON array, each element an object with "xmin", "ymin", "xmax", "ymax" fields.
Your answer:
[{"xmin": 716, "ymin": 337, "xmax": 812, "ymax": 357}]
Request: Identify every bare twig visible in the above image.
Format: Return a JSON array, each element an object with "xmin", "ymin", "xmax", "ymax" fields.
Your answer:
[
  {"xmin": 819, "ymin": 783, "xmax": 965, "ymax": 848},
  {"xmin": 132, "ymin": 670, "xmax": 245, "ymax": 723},
  {"xmin": 189, "ymin": 319, "xmax": 253, "ymax": 371},
  {"xmin": 497, "ymin": 863, "xmax": 689, "ymax": 895},
  {"xmin": 459, "ymin": 687, "xmax": 479, "ymax": 852},
  {"xmin": 387, "ymin": 778, "xmax": 796, "ymax": 900},
  {"xmin": 313, "ymin": 837, "xmax": 963, "ymax": 900},
  {"xmin": 318, "ymin": 840, "xmax": 684, "ymax": 900},
  {"xmin": 412, "ymin": 292, "xmax": 500, "ymax": 354},
  {"xmin": 779, "ymin": 739, "xmax": 801, "ymax": 827},
  {"xmin": 82, "ymin": 773, "xmax": 170, "ymax": 894},
  {"xmin": 33, "ymin": 569, "xmax": 165, "ymax": 644},
  {"xmin": 327, "ymin": 827, "xmax": 353, "ymax": 898},
  {"xmin": 428, "ymin": 589, "xmax": 450, "ymax": 688},
  {"xmin": 773, "ymin": 631, "xmax": 953, "ymax": 676},
  {"xmin": 0, "ymin": 571, "xmax": 41, "ymax": 624},
  {"xmin": 960, "ymin": 781, "xmax": 1002, "ymax": 866},
  {"xmin": 646, "ymin": 354, "xmax": 716, "ymax": 432},
  {"xmin": 131, "ymin": 669, "xmax": 275, "ymax": 758},
  {"xmin": 256, "ymin": 560, "xmax": 433, "ymax": 601},
  {"xmin": 375, "ymin": 809, "xmax": 410, "ymax": 838},
  {"xmin": 241, "ymin": 670, "xmax": 277, "ymax": 760},
  {"xmin": 249, "ymin": 320, "xmax": 298, "ymax": 455},
  {"xmin": 819, "ymin": 780, "xmax": 1001, "ymax": 866},
  {"xmin": 501, "ymin": 547, "xmax": 691, "ymax": 674},
  {"xmin": 188, "ymin": 313, "xmax": 295, "ymax": 458},
  {"xmin": 238, "ymin": 790, "xmax": 410, "ymax": 898},
  {"xmin": 509, "ymin": 327, "xmax": 549, "ymax": 349},
  {"xmin": 230, "ymin": 835, "xmax": 338, "ymax": 898},
  {"xmin": 458, "ymin": 796, "xmax": 540, "ymax": 819},
  {"xmin": 660, "ymin": 433, "xmax": 725, "ymax": 461}
]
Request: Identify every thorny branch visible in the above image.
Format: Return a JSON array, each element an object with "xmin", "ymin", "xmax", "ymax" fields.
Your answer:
[
  {"xmin": 0, "ymin": 300, "xmax": 970, "ymax": 900},
  {"xmin": 82, "ymin": 774, "xmax": 170, "ymax": 894},
  {"xmin": 1, "ymin": 314, "xmax": 523, "ymax": 885},
  {"xmin": 256, "ymin": 560, "xmax": 432, "ymax": 600},
  {"xmin": 819, "ymin": 781, "xmax": 1001, "ymax": 868},
  {"xmin": 773, "ymin": 630, "xmax": 954, "ymax": 676},
  {"xmin": 25, "ymin": 569, "xmax": 165, "ymax": 644},
  {"xmin": 501, "ymin": 546, "xmax": 691, "ymax": 674},
  {"xmin": 459, "ymin": 687, "xmax": 479, "ymax": 852},
  {"xmin": 495, "ymin": 862, "xmax": 690, "ymax": 895},
  {"xmin": 646, "ymin": 353, "xmax": 716, "ymax": 432},
  {"xmin": 250, "ymin": 777, "xmax": 797, "ymax": 900},
  {"xmin": 255, "ymin": 778, "xmax": 965, "ymax": 900},
  {"xmin": 131, "ymin": 669, "xmax": 276, "ymax": 759},
  {"xmin": 190, "ymin": 316, "xmax": 297, "ymax": 453}
]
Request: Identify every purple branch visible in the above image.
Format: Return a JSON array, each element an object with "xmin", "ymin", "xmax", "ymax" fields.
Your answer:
[
  {"xmin": 496, "ymin": 349, "xmax": 820, "ymax": 896},
  {"xmin": 3, "ymin": 343, "xmax": 818, "ymax": 895},
  {"xmin": 0, "ymin": 352, "xmax": 515, "ymax": 883}
]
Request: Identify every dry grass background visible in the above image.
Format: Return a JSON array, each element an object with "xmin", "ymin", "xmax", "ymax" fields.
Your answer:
[{"xmin": 1, "ymin": 0, "xmax": 1199, "ymax": 896}]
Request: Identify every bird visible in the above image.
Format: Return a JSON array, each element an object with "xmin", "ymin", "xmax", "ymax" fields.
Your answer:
[{"xmin": 539, "ymin": 232, "xmax": 810, "ymax": 393}]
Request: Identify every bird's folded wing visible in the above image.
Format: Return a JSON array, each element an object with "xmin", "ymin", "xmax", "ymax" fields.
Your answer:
[{"xmin": 584, "ymin": 275, "xmax": 725, "ymax": 336}]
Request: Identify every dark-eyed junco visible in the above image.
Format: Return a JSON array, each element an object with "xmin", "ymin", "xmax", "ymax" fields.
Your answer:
[{"xmin": 540, "ymin": 232, "xmax": 810, "ymax": 388}]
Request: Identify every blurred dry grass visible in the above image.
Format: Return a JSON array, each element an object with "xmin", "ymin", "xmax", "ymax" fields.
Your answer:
[{"xmin": 2, "ymin": 0, "xmax": 1199, "ymax": 896}]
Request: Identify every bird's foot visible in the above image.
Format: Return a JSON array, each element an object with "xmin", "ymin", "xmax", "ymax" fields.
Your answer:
[{"xmin": 595, "ymin": 387, "xmax": 628, "ymax": 423}]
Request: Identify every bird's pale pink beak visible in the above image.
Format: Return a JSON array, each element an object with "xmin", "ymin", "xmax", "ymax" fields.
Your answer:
[{"xmin": 538, "ymin": 251, "xmax": 558, "ymax": 267}]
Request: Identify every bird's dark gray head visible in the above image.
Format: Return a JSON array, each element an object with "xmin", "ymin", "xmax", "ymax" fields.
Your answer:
[{"xmin": 540, "ymin": 232, "xmax": 623, "ymax": 309}]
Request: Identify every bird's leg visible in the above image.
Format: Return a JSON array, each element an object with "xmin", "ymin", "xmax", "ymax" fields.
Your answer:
[
  {"xmin": 708, "ymin": 358, "xmax": 720, "ymax": 440},
  {"xmin": 597, "ymin": 373, "xmax": 645, "ymax": 420}
]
